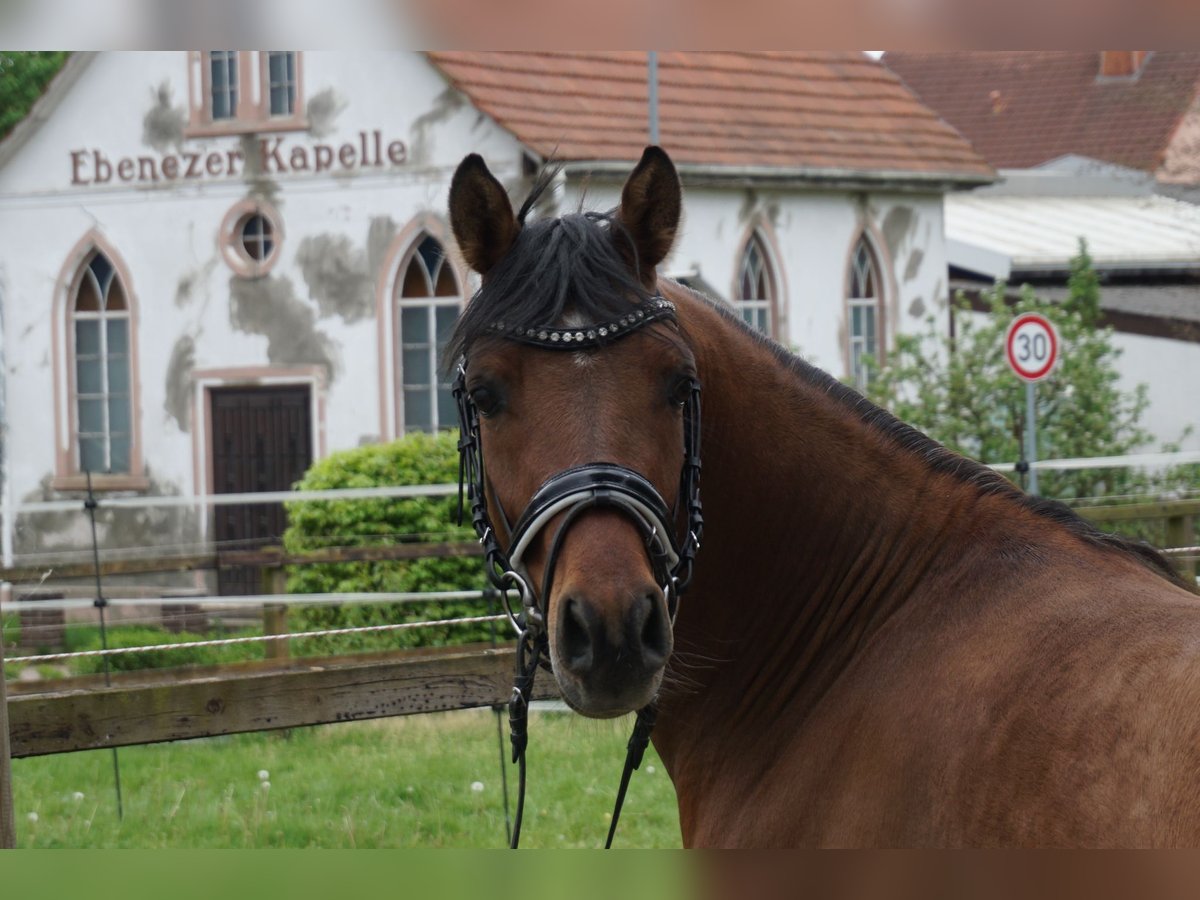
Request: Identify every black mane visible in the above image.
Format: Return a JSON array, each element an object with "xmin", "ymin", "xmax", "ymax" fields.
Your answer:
[
  {"xmin": 681, "ymin": 284, "xmax": 1194, "ymax": 593},
  {"xmin": 445, "ymin": 171, "xmax": 652, "ymax": 366},
  {"xmin": 447, "ymin": 179, "xmax": 1191, "ymax": 594}
]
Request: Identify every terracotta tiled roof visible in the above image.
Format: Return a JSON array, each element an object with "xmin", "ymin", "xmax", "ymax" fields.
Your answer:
[
  {"xmin": 883, "ymin": 51, "xmax": 1200, "ymax": 173},
  {"xmin": 427, "ymin": 51, "xmax": 994, "ymax": 184}
]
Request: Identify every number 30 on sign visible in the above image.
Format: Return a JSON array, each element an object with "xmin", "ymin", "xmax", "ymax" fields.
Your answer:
[{"xmin": 1005, "ymin": 313, "xmax": 1059, "ymax": 382}]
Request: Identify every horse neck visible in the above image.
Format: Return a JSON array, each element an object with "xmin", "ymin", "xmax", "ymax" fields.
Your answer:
[{"xmin": 658, "ymin": 287, "xmax": 1000, "ymax": 751}]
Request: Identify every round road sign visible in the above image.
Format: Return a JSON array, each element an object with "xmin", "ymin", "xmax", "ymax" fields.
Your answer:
[{"xmin": 1005, "ymin": 313, "xmax": 1059, "ymax": 382}]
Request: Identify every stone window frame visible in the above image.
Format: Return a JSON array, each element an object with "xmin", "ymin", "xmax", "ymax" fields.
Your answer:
[
  {"xmin": 52, "ymin": 231, "xmax": 148, "ymax": 492},
  {"xmin": 395, "ymin": 234, "xmax": 462, "ymax": 434},
  {"xmin": 731, "ymin": 220, "xmax": 786, "ymax": 342},
  {"xmin": 843, "ymin": 228, "xmax": 890, "ymax": 391},
  {"xmin": 219, "ymin": 198, "xmax": 284, "ymax": 278},
  {"xmin": 185, "ymin": 51, "xmax": 308, "ymax": 138},
  {"xmin": 374, "ymin": 214, "xmax": 470, "ymax": 441}
]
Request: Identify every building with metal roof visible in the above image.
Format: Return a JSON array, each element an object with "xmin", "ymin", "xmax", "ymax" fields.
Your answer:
[{"xmin": 946, "ymin": 159, "xmax": 1200, "ymax": 452}]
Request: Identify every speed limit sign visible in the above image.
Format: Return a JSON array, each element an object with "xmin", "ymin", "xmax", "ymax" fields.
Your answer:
[{"xmin": 1005, "ymin": 313, "xmax": 1059, "ymax": 382}]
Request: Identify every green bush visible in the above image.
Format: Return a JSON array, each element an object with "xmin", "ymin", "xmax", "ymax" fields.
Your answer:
[{"xmin": 282, "ymin": 431, "xmax": 494, "ymax": 654}]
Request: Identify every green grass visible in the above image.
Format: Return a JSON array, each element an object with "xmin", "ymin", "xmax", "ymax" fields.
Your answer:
[{"xmin": 10, "ymin": 708, "xmax": 682, "ymax": 848}]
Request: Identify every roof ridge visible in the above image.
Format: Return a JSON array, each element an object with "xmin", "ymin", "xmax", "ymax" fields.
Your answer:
[{"xmin": 427, "ymin": 50, "xmax": 994, "ymax": 181}]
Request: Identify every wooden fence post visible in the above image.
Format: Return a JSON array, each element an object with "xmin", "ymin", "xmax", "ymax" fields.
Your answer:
[
  {"xmin": 261, "ymin": 566, "xmax": 290, "ymax": 662},
  {"xmin": 1, "ymin": 615, "xmax": 16, "ymax": 848},
  {"xmin": 1166, "ymin": 514, "xmax": 1196, "ymax": 581}
]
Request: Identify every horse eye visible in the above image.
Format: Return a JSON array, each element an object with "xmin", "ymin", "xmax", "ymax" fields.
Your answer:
[
  {"xmin": 470, "ymin": 385, "xmax": 503, "ymax": 416},
  {"xmin": 668, "ymin": 375, "xmax": 694, "ymax": 408}
]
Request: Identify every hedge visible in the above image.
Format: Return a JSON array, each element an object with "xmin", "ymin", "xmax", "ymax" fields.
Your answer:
[{"xmin": 282, "ymin": 431, "xmax": 497, "ymax": 654}]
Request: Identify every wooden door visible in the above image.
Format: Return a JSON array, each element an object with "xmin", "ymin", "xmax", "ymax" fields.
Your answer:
[{"xmin": 210, "ymin": 386, "xmax": 313, "ymax": 595}]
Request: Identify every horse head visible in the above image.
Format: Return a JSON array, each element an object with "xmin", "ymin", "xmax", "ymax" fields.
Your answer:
[{"xmin": 447, "ymin": 147, "xmax": 698, "ymax": 718}]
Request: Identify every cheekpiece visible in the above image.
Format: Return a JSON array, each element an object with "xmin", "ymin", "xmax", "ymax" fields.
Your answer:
[{"xmin": 486, "ymin": 295, "xmax": 676, "ymax": 350}]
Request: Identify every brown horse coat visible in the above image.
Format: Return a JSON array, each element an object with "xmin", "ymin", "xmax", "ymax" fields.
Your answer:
[
  {"xmin": 447, "ymin": 146, "xmax": 1200, "ymax": 848},
  {"xmin": 653, "ymin": 282, "xmax": 1200, "ymax": 848}
]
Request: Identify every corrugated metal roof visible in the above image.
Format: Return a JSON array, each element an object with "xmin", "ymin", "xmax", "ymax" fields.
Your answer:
[
  {"xmin": 1040, "ymin": 283, "xmax": 1200, "ymax": 323},
  {"xmin": 945, "ymin": 193, "xmax": 1200, "ymax": 274}
]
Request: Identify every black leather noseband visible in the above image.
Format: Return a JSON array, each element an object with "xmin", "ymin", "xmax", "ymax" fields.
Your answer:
[{"xmin": 452, "ymin": 293, "xmax": 703, "ymax": 849}]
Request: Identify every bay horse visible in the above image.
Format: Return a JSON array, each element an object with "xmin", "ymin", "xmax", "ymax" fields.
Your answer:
[{"xmin": 447, "ymin": 146, "xmax": 1200, "ymax": 848}]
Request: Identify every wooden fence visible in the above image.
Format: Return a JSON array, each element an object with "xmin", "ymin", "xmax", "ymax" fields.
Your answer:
[
  {"xmin": 1077, "ymin": 497, "xmax": 1199, "ymax": 580},
  {"xmin": 1, "ymin": 496, "xmax": 1198, "ymax": 848}
]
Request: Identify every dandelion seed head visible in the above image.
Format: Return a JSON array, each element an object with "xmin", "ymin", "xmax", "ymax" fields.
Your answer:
[
  {"xmin": 27, "ymin": 812, "xmax": 38, "ymax": 823},
  {"xmin": 470, "ymin": 781, "xmax": 484, "ymax": 793},
  {"xmin": 646, "ymin": 765, "xmax": 656, "ymax": 775},
  {"xmin": 72, "ymin": 791, "xmax": 85, "ymax": 802},
  {"xmin": 261, "ymin": 781, "xmax": 271, "ymax": 791},
  {"xmin": 257, "ymin": 770, "xmax": 270, "ymax": 781}
]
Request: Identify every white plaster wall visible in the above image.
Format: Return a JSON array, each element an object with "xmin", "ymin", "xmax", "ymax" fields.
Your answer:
[
  {"xmin": 1114, "ymin": 332, "xmax": 1200, "ymax": 452},
  {"xmin": 0, "ymin": 50, "xmax": 963, "ymax": 561},
  {"xmin": 563, "ymin": 182, "xmax": 948, "ymax": 379},
  {"xmin": 0, "ymin": 50, "xmax": 524, "ymax": 514}
]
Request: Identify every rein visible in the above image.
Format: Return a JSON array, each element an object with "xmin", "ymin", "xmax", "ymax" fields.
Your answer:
[{"xmin": 452, "ymin": 293, "xmax": 703, "ymax": 848}]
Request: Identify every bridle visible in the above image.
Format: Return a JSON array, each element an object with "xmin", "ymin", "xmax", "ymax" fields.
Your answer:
[{"xmin": 452, "ymin": 293, "xmax": 703, "ymax": 848}]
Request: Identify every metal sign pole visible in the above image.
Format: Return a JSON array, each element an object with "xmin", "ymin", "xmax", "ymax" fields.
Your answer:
[
  {"xmin": 1026, "ymin": 380, "xmax": 1039, "ymax": 496},
  {"xmin": 1006, "ymin": 313, "xmax": 1057, "ymax": 498},
  {"xmin": 1, "ymin": 615, "xmax": 15, "ymax": 848}
]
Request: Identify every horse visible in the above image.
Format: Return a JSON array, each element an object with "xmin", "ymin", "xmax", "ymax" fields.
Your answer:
[{"xmin": 446, "ymin": 145, "xmax": 1200, "ymax": 848}]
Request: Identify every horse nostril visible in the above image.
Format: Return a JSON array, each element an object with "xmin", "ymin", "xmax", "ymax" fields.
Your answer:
[
  {"xmin": 637, "ymin": 591, "xmax": 670, "ymax": 668},
  {"xmin": 561, "ymin": 597, "xmax": 594, "ymax": 672}
]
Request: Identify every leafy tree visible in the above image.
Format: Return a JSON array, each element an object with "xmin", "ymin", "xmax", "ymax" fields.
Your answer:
[
  {"xmin": 0, "ymin": 51, "xmax": 69, "ymax": 139},
  {"xmin": 282, "ymin": 431, "xmax": 494, "ymax": 654},
  {"xmin": 866, "ymin": 240, "xmax": 1162, "ymax": 503}
]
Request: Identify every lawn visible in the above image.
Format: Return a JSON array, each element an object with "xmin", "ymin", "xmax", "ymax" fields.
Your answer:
[{"xmin": 9, "ymin": 707, "xmax": 682, "ymax": 848}]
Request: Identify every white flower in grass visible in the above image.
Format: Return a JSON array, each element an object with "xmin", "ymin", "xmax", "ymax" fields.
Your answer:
[
  {"xmin": 257, "ymin": 769, "xmax": 270, "ymax": 781},
  {"xmin": 646, "ymin": 765, "xmax": 656, "ymax": 775},
  {"xmin": 470, "ymin": 781, "xmax": 484, "ymax": 793},
  {"xmin": 261, "ymin": 780, "xmax": 271, "ymax": 792},
  {"xmin": 27, "ymin": 812, "xmax": 38, "ymax": 824},
  {"xmin": 72, "ymin": 791, "xmax": 85, "ymax": 802},
  {"xmin": 406, "ymin": 786, "xmax": 415, "ymax": 794}
]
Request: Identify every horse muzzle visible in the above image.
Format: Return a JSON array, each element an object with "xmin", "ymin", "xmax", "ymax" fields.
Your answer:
[{"xmin": 504, "ymin": 464, "xmax": 680, "ymax": 716}]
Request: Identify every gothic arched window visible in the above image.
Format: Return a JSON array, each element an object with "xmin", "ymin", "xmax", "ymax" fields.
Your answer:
[
  {"xmin": 397, "ymin": 235, "xmax": 461, "ymax": 432},
  {"xmin": 71, "ymin": 251, "xmax": 133, "ymax": 472},
  {"xmin": 737, "ymin": 234, "xmax": 775, "ymax": 336}
]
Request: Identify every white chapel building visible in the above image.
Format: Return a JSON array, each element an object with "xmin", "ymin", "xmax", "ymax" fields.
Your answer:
[{"xmin": 0, "ymin": 51, "xmax": 992, "ymax": 582}]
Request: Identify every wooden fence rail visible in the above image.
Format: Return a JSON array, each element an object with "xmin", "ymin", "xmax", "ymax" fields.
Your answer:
[
  {"xmin": 0, "ymin": 540, "xmax": 482, "ymax": 583},
  {"xmin": 6, "ymin": 644, "xmax": 557, "ymax": 759},
  {"xmin": 1077, "ymin": 499, "xmax": 1199, "ymax": 580},
  {"xmin": 1, "ymin": 496, "xmax": 1197, "ymax": 845}
]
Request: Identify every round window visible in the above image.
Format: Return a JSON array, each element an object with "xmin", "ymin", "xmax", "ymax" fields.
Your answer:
[
  {"xmin": 239, "ymin": 213, "xmax": 276, "ymax": 262},
  {"xmin": 220, "ymin": 201, "xmax": 283, "ymax": 277}
]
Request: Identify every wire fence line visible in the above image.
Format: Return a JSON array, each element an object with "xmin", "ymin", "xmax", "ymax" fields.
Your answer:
[
  {"xmin": 6, "ymin": 450, "xmax": 1199, "ymax": 516},
  {"xmin": 989, "ymin": 450, "xmax": 1200, "ymax": 474},
  {"xmin": 6, "ymin": 531, "xmax": 472, "ymax": 566},
  {"xmin": 11, "ymin": 613, "xmax": 511, "ymax": 665},
  {"xmin": 0, "ymin": 589, "xmax": 491, "ymax": 613},
  {"xmin": 11, "ymin": 483, "xmax": 460, "ymax": 515}
]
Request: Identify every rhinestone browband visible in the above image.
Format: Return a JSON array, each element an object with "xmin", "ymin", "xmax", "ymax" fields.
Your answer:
[{"xmin": 486, "ymin": 295, "xmax": 676, "ymax": 350}]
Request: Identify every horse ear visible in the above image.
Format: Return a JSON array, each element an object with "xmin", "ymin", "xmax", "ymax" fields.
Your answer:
[
  {"xmin": 449, "ymin": 154, "xmax": 519, "ymax": 275},
  {"xmin": 617, "ymin": 146, "xmax": 682, "ymax": 282}
]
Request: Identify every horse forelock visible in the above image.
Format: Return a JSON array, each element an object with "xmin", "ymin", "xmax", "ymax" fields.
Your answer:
[{"xmin": 445, "ymin": 207, "xmax": 653, "ymax": 369}]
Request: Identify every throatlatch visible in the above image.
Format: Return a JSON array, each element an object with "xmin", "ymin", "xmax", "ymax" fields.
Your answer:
[{"xmin": 452, "ymin": 293, "xmax": 703, "ymax": 849}]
